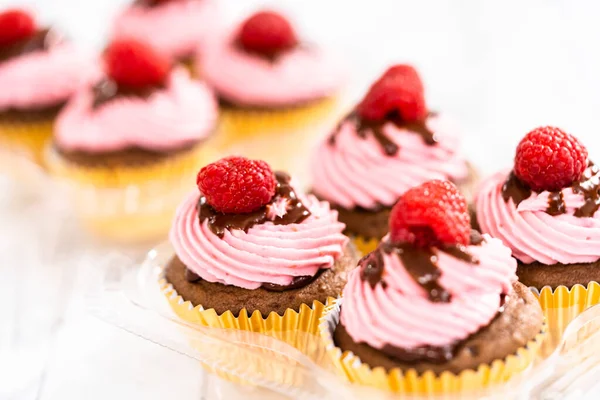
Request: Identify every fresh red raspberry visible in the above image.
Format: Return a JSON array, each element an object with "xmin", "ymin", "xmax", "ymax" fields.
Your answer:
[
  {"xmin": 0, "ymin": 9, "xmax": 36, "ymax": 46},
  {"xmin": 104, "ymin": 39, "xmax": 170, "ymax": 89},
  {"xmin": 197, "ymin": 156, "xmax": 278, "ymax": 214},
  {"xmin": 389, "ymin": 180, "xmax": 470, "ymax": 247},
  {"xmin": 357, "ymin": 64, "xmax": 427, "ymax": 122},
  {"xmin": 238, "ymin": 11, "xmax": 298, "ymax": 56},
  {"xmin": 514, "ymin": 126, "xmax": 588, "ymax": 192}
]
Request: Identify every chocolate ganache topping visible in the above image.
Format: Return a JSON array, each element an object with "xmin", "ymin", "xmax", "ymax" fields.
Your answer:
[
  {"xmin": 198, "ymin": 171, "xmax": 311, "ymax": 237},
  {"xmin": 188, "ymin": 172, "xmax": 315, "ymax": 292},
  {"xmin": 134, "ymin": 0, "xmax": 188, "ymax": 7},
  {"xmin": 502, "ymin": 162, "xmax": 600, "ymax": 218},
  {"xmin": 0, "ymin": 29, "xmax": 60, "ymax": 63},
  {"xmin": 359, "ymin": 230, "xmax": 483, "ymax": 303},
  {"xmin": 328, "ymin": 110, "xmax": 438, "ymax": 156},
  {"xmin": 92, "ymin": 79, "xmax": 165, "ymax": 109}
]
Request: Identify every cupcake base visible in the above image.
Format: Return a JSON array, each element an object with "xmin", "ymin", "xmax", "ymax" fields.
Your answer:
[
  {"xmin": 517, "ymin": 260, "xmax": 600, "ymax": 290},
  {"xmin": 164, "ymin": 244, "xmax": 358, "ymax": 316},
  {"xmin": 333, "ymin": 282, "xmax": 542, "ymax": 375},
  {"xmin": 46, "ymin": 140, "xmax": 219, "ymax": 243},
  {"xmin": 0, "ymin": 105, "xmax": 60, "ymax": 169}
]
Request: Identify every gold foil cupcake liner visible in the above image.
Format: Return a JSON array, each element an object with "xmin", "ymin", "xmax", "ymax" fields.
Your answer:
[
  {"xmin": 532, "ymin": 282, "xmax": 600, "ymax": 352},
  {"xmin": 160, "ymin": 273, "xmax": 335, "ymax": 387},
  {"xmin": 45, "ymin": 142, "xmax": 220, "ymax": 243},
  {"xmin": 215, "ymin": 96, "xmax": 340, "ymax": 147},
  {"xmin": 45, "ymin": 140, "xmax": 220, "ymax": 188},
  {"xmin": 319, "ymin": 299, "xmax": 547, "ymax": 395},
  {"xmin": 352, "ymin": 236, "xmax": 379, "ymax": 256},
  {"xmin": 0, "ymin": 118, "xmax": 54, "ymax": 169}
]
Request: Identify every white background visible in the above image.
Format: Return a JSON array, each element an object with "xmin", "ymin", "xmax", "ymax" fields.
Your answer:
[{"xmin": 2, "ymin": 0, "xmax": 600, "ymax": 399}]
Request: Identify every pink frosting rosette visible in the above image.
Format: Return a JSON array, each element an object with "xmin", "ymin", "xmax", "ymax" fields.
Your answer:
[
  {"xmin": 201, "ymin": 16, "xmax": 344, "ymax": 107},
  {"xmin": 476, "ymin": 165, "xmax": 600, "ymax": 265},
  {"xmin": 112, "ymin": 0, "xmax": 222, "ymax": 59},
  {"xmin": 54, "ymin": 68, "xmax": 217, "ymax": 153},
  {"xmin": 341, "ymin": 233, "xmax": 516, "ymax": 351},
  {"xmin": 170, "ymin": 178, "xmax": 348, "ymax": 290},
  {"xmin": 0, "ymin": 39, "xmax": 98, "ymax": 111},
  {"xmin": 312, "ymin": 113, "xmax": 468, "ymax": 210}
]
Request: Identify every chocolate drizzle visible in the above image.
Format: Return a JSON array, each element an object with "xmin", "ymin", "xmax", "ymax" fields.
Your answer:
[
  {"xmin": 501, "ymin": 171, "xmax": 532, "ymax": 206},
  {"xmin": 359, "ymin": 233, "xmax": 481, "ymax": 303},
  {"xmin": 0, "ymin": 29, "xmax": 60, "ymax": 63},
  {"xmin": 328, "ymin": 110, "xmax": 438, "ymax": 156},
  {"xmin": 502, "ymin": 163, "xmax": 600, "ymax": 218},
  {"xmin": 573, "ymin": 163, "xmax": 600, "ymax": 217},
  {"xmin": 546, "ymin": 191, "xmax": 565, "ymax": 216},
  {"xmin": 92, "ymin": 79, "xmax": 164, "ymax": 109},
  {"xmin": 198, "ymin": 171, "xmax": 311, "ymax": 238},
  {"xmin": 359, "ymin": 250, "xmax": 385, "ymax": 288}
]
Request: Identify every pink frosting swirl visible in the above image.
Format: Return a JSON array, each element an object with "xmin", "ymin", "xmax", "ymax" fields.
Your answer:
[
  {"xmin": 54, "ymin": 68, "xmax": 217, "ymax": 153},
  {"xmin": 0, "ymin": 42, "xmax": 99, "ymax": 110},
  {"xmin": 201, "ymin": 30, "xmax": 344, "ymax": 107},
  {"xmin": 341, "ymin": 235, "xmax": 516, "ymax": 349},
  {"xmin": 476, "ymin": 168, "xmax": 600, "ymax": 265},
  {"xmin": 112, "ymin": 0, "xmax": 222, "ymax": 59},
  {"xmin": 312, "ymin": 114, "xmax": 469, "ymax": 209},
  {"xmin": 170, "ymin": 189, "xmax": 348, "ymax": 290}
]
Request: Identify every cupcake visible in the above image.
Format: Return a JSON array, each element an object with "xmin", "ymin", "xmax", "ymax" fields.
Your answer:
[
  {"xmin": 201, "ymin": 10, "xmax": 345, "ymax": 172},
  {"xmin": 0, "ymin": 8, "xmax": 97, "ymax": 169},
  {"xmin": 476, "ymin": 126, "xmax": 600, "ymax": 330},
  {"xmin": 162, "ymin": 156, "xmax": 357, "ymax": 337},
  {"xmin": 111, "ymin": 0, "xmax": 221, "ymax": 70},
  {"xmin": 312, "ymin": 65, "xmax": 477, "ymax": 254},
  {"xmin": 320, "ymin": 180, "xmax": 545, "ymax": 394},
  {"xmin": 46, "ymin": 39, "xmax": 218, "ymax": 243}
]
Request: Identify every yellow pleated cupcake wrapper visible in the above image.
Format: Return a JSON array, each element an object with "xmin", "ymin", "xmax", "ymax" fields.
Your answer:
[
  {"xmin": 160, "ymin": 273, "xmax": 335, "ymax": 387},
  {"xmin": 45, "ymin": 140, "xmax": 220, "ymax": 188},
  {"xmin": 532, "ymin": 282, "xmax": 600, "ymax": 352},
  {"xmin": 0, "ymin": 118, "xmax": 54, "ymax": 168},
  {"xmin": 352, "ymin": 236, "xmax": 380, "ymax": 257},
  {"xmin": 319, "ymin": 299, "xmax": 547, "ymax": 395},
  {"xmin": 215, "ymin": 96, "xmax": 340, "ymax": 147}
]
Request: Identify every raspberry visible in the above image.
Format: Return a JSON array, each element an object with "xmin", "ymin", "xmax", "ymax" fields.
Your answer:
[
  {"xmin": 514, "ymin": 126, "xmax": 588, "ymax": 192},
  {"xmin": 105, "ymin": 39, "xmax": 170, "ymax": 89},
  {"xmin": 197, "ymin": 156, "xmax": 278, "ymax": 214},
  {"xmin": 389, "ymin": 180, "xmax": 470, "ymax": 247},
  {"xmin": 0, "ymin": 9, "xmax": 36, "ymax": 46},
  {"xmin": 238, "ymin": 11, "xmax": 298, "ymax": 57},
  {"xmin": 357, "ymin": 64, "xmax": 427, "ymax": 122}
]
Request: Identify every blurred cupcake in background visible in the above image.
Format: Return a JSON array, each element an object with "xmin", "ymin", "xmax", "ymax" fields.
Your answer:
[
  {"xmin": 201, "ymin": 10, "xmax": 345, "ymax": 173},
  {"xmin": 0, "ymin": 8, "xmax": 97, "ymax": 171},
  {"xmin": 311, "ymin": 65, "xmax": 477, "ymax": 254},
  {"xmin": 46, "ymin": 39, "xmax": 218, "ymax": 243},
  {"xmin": 112, "ymin": 0, "xmax": 221, "ymax": 73}
]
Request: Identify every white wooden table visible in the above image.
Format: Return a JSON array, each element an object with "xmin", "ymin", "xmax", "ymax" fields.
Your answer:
[{"xmin": 3, "ymin": 1, "xmax": 600, "ymax": 398}]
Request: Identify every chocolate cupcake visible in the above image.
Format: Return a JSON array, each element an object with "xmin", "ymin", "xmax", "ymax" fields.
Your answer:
[
  {"xmin": 476, "ymin": 126, "xmax": 600, "ymax": 327},
  {"xmin": 46, "ymin": 39, "xmax": 217, "ymax": 243},
  {"xmin": 320, "ymin": 180, "xmax": 544, "ymax": 394},
  {"xmin": 312, "ymin": 65, "xmax": 477, "ymax": 255},
  {"xmin": 162, "ymin": 156, "xmax": 357, "ymax": 335}
]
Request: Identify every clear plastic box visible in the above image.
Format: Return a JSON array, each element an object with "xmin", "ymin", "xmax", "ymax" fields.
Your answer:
[{"xmin": 87, "ymin": 242, "xmax": 600, "ymax": 399}]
